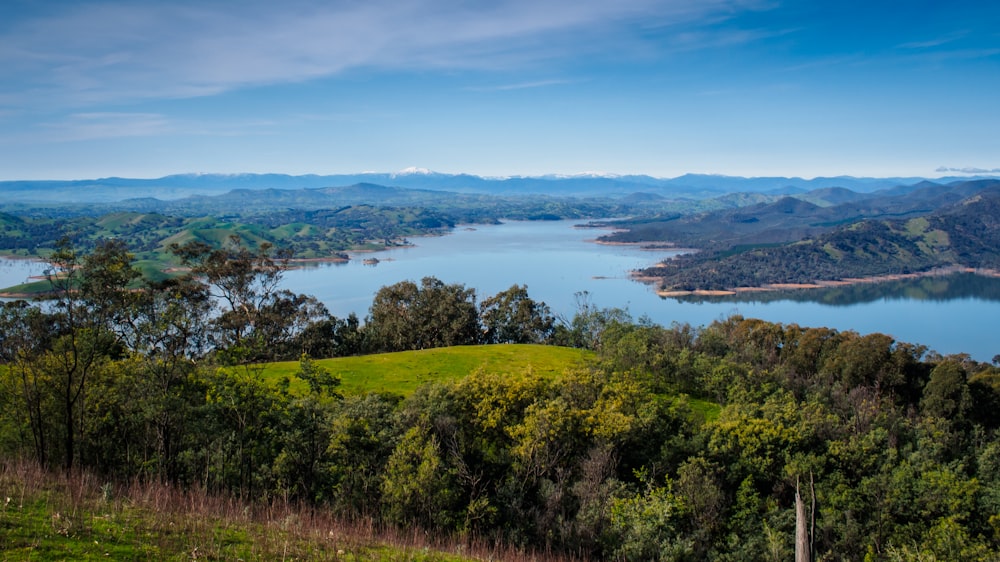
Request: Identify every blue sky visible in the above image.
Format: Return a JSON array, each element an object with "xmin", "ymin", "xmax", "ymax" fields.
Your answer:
[{"xmin": 1, "ymin": 0, "xmax": 998, "ymax": 180}]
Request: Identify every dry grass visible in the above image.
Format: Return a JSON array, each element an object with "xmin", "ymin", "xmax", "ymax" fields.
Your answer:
[{"xmin": 0, "ymin": 458, "xmax": 585, "ymax": 561}]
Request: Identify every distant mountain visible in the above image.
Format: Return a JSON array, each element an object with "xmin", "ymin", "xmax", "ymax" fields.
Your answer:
[
  {"xmin": 3, "ymin": 171, "xmax": 997, "ymax": 204},
  {"xmin": 795, "ymin": 186, "xmax": 873, "ymax": 207}
]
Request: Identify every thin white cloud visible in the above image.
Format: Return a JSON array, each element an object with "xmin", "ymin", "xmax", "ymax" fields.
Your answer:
[
  {"xmin": 0, "ymin": 0, "xmax": 772, "ymax": 107},
  {"xmin": 467, "ymin": 79, "xmax": 575, "ymax": 92},
  {"xmin": 10, "ymin": 112, "xmax": 282, "ymax": 144},
  {"xmin": 936, "ymin": 166, "xmax": 1000, "ymax": 174},
  {"xmin": 665, "ymin": 25, "xmax": 792, "ymax": 53},
  {"xmin": 41, "ymin": 112, "xmax": 173, "ymax": 141},
  {"xmin": 897, "ymin": 31, "xmax": 968, "ymax": 50}
]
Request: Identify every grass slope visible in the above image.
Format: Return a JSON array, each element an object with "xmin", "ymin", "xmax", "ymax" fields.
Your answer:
[
  {"xmin": 0, "ymin": 461, "xmax": 494, "ymax": 561},
  {"xmin": 260, "ymin": 344, "xmax": 720, "ymax": 420},
  {"xmin": 261, "ymin": 344, "xmax": 594, "ymax": 396}
]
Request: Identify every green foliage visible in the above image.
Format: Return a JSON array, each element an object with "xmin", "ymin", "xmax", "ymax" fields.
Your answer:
[
  {"xmin": 368, "ymin": 277, "xmax": 480, "ymax": 352},
  {"xmin": 4, "ymin": 238, "xmax": 1000, "ymax": 560},
  {"xmin": 608, "ymin": 477, "xmax": 694, "ymax": 561},
  {"xmin": 479, "ymin": 284, "xmax": 555, "ymax": 344},
  {"xmin": 382, "ymin": 426, "xmax": 458, "ymax": 529}
]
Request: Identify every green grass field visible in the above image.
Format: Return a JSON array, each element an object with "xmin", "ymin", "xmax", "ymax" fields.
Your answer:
[
  {"xmin": 258, "ymin": 344, "xmax": 721, "ymax": 420},
  {"xmin": 260, "ymin": 344, "xmax": 595, "ymax": 396}
]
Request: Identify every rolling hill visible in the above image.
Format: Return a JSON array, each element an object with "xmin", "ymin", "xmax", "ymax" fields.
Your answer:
[
  {"xmin": 602, "ymin": 178, "xmax": 1000, "ymax": 250},
  {"xmin": 641, "ymin": 183, "xmax": 1000, "ymax": 292}
]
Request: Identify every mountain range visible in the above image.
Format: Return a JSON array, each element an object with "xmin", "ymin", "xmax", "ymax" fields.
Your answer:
[{"xmin": 3, "ymin": 171, "xmax": 998, "ymax": 204}]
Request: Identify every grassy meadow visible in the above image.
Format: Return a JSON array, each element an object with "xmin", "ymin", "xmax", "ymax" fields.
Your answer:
[{"xmin": 259, "ymin": 344, "xmax": 596, "ymax": 396}]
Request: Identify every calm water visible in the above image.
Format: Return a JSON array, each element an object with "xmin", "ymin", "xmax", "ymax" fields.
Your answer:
[
  {"xmin": 0, "ymin": 257, "xmax": 48, "ymax": 292},
  {"xmin": 282, "ymin": 220, "xmax": 1000, "ymax": 362},
  {"xmin": 3, "ymin": 220, "xmax": 998, "ymax": 361}
]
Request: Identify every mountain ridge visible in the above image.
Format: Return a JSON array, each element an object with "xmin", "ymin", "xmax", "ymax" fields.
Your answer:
[
  {"xmin": 3, "ymin": 171, "xmax": 998, "ymax": 204},
  {"xmin": 640, "ymin": 182, "xmax": 1000, "ymax": 292}
]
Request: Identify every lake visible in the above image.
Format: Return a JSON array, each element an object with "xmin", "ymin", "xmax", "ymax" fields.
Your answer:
[
  {"xmin": 281, "ymin": 219, "xmax": 1000, "ymax": 362},
  {"xmin": 0, "ymin": 257, "xmax": 48, "ymax": 293},
  {"xmin": 3, "ymin": 219, "xmax": 998, "ymax": 362}
]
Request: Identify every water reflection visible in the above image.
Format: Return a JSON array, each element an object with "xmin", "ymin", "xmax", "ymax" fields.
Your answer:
[
  {"xmin": 0, "ymin": 257, "xmax": 47, "ymax": 293},
  {"xmin": 665, "ymin": 273, "xmax": 1000, "ymax": 306}
]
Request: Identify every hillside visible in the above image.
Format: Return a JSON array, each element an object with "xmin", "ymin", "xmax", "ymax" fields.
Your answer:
[
  {"xmin": 0, "ymin": 208, "xmax": 414, "ymax": 263},
  {"xmin": 642, "ymin": 184, "xmax": 1000, "ymax": 292},
  {"xmin": 260, "ymin": 344, "xmax": 595, "ymax": 396},
  {"xmin": 601, "ymin": 179, "xmax": 1000, "ymax": 250}
]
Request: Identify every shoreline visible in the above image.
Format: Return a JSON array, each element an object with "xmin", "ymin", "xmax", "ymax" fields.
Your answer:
[
  {"xmin": 649, "ymin": 266, "xmax": 1000, "ymax": 297},
  {"xmin": 589, "ymin": 239, "xmax": 698, "ymax": 252},
  {"xmin": 0, "ymin": 292, "xmax": 38, "ymax": 299}
]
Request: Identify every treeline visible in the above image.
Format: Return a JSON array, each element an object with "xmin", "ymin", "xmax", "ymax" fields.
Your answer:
[{"xmin": 3, "ymin": 239, "xmax": 1000, "ymax": 559}]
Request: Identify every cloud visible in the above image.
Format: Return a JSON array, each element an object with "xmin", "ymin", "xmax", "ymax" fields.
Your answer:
[
  {"xmin": 897, "ymin": 31, "xmax": 969, "ymax": 51},
  {"xmin": 0, "ymin": 0, "xmax": 771, "ymax": 107},
  {"xmin": 936, "ymin": 166, "xmax": 1000, "ymax": 174},
  {"xmin": 36, "ymin": 112, "xmax": 173, "ymax": 142},
  {"xmin": 466, "ymin": 79, "xmax": 575, "ymax": 92}
]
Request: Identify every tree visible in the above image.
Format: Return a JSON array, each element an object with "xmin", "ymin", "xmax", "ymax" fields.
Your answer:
[
  {"xmin": 552, "ymin": 291, "xmax": 631, "ymax": 350},
  {"xmin": 0, "ymin": 300, "xmax": 58, "ymax": 462},
  {"xmin": 42, "ymin": 238, "xmax": 139, "ymax": 470},
  {"xmin": 921, "ymin": 359, "xmax": 972, "ymax": 421},
  {"xmin": 326, "ymin": 393, "xmax": 402, "ymax": 514},
  {"xmin": 479, "ymin": 284, "xmax": 555, "ymax": 344},
  {"xmin": 368, "ymin": 277, "xmax": 479, "ymax": 351},
  {"xmin": 78, "ymin": 238, "xmax": 142, "ymax": 341},
  {"xmin": 171, "ymin": 236, "xmax": 327, "ymax": 363},
  {"xmin": 272, "ymin": 355, "xmax": 341, "ymax": 502},
  {"xmin": 608, "ymin": 476, "xmax": 693, "ymax": 561},
  {"xmin": 382, "ymin": 425, "xmax": 458, "ymax": 529},
  {"xmin": 127, "ymin": 277, "xmax": 213, "ymax": 480}
]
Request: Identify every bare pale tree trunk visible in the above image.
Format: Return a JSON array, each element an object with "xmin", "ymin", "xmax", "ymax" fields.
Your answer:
[
  {"xmin": 795, "ymin": 476, "xmax": 810, "ymax": 562},
  {"xmin": 810, "ymin": 472, "xmax": 816, "ymax": 559}
]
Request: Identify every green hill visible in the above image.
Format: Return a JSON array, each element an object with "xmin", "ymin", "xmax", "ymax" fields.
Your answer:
[
  {"xmin": 260, "ymin": 344, "xmax": 595, "ymax": 396},
  {"xmin": 644, "ymin": 184, "xmax": 1000, "ymax": 291}
]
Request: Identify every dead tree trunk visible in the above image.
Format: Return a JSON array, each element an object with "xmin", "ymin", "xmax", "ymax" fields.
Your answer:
[{"xmin": 796, "ymin": 476, "xmax": 811, "ymax": 562}]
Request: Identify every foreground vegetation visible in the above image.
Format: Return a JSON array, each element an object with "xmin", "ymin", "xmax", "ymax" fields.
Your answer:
[
  {"xmin": 3, "ymin": 237, "xmax": 1000, "ymax": 560},
  {"xmin": 0, "ymin": 459, "xmax": 547, "ymax": 561}
]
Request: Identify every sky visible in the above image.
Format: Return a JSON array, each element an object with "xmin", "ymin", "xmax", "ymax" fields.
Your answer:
[{"xmin": 1, "ymin": 0, "xmax": 999, "ymax": 180}]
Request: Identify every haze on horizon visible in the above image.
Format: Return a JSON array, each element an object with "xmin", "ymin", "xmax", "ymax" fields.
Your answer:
[{"xmin": 1, "ymin": 0, "xmax": 998, "ymax": 181}]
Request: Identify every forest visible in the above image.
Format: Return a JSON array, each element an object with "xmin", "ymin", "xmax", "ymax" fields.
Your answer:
[{"xmin": 3, "ymin": 236, "xmax": 1000, "ymax": 560}]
